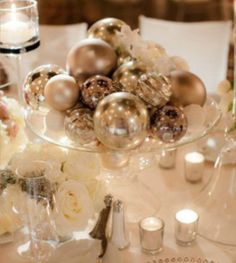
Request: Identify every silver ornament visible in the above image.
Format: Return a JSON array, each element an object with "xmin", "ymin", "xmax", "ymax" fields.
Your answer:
[
  {"xmin": 81, "ymin": 75, "xmax": 118, "ymax": 109},
  {"xmin": 112, "ymin": 60, "xmax": 146, "ymax": 93},
  {"xmin": 88, "ymin": 18, "xmax": 126, "ymax": 50},
  {"xmin": 94, "ymin": 92, "xmax": 149, "ymax": 150},
  {"xmin": 44, "ymin": 74, "xmax": 79, "ymax": 111},
  {"xmin": 66, "ymin": 38, "xmax": 117, "ymax": 82},
  {"xmin": 65, "ymin": 107, "xmax": 97, "ymax": 145},
  {"xmin": 23, "ymin": 64, "xmax": 66, "ymax": 111},
  {"xmin": 150, "ymin": 105, "xmax": 187, "ymax": 143},
  {"xmin": 137, "ymin": 72, "xmax": 171, "ymax": 107}
]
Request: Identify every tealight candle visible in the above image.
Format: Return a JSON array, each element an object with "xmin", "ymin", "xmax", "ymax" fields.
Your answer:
[
  {"xmin": 158, "ymin": 149, "xmax": 176, "ymax": 169},
  {"xmin": 184, "ymin": 152, "xmax": 205, "ymax": 183},
  {"xmin": 139, "ymin": 217, "xmax": 164, "ymax": 254},
  {"xmin": 175, "ymin": 209, "xmax": 199, "ymax": 246}
]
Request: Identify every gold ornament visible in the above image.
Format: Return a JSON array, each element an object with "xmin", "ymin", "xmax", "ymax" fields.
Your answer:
[
  {"xmin": 66, "ymin": 38, "xmax": 117, "ymax": 84},
  {"xmin": 88, "ymin": 18, "xmax": 126, "ymax": 50},
  {"xmin": 44, "ymin": 74, "xmax": 79, "ymax": 111},
  {"xmin": 169, "ymin": 70, "xmax": 207, "ymax": 107},
  {"xmin": 112, "ymin": 60, "xmax": 146, "ymax": 93}
]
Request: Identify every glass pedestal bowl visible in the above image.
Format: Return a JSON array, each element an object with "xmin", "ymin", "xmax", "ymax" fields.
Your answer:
[{"xmin": 24, "ymin": 97, "xmax": 221, "ymax": 222}]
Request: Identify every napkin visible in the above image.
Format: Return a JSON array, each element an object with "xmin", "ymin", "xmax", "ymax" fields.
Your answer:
[
  {"xmin": 21, "ymin": 23, "xmax": 88, "ymax": 79},
  {"xmin": 139, "ymin": 16, "xmax": 232, "ymax": 93}
]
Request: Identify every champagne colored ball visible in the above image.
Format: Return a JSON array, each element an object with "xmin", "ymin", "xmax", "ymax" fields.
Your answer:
[
  {"xmin": 88, "ymin": 18, "xmax": 126, "ymax": 49},
  {"xmin": 169, "ymin": 70, "xmax": 207, "ymax": 107},
  {"xmin": 112, "ymin": 60, "xmax": 146, "ymax": 93},
  {"xmin": 94, "ymin": 92, "xmax": 149, "ymax": 150},
  {"xmin": 66, "ymin": 38, "xmax": 117, "ymax": 82},
  {"xmin": 44, "ymin": 74, "xmax": 79, "ymax": 111},
  {"xmin": 23, "ymin": 64, "xmax": 66, "ymax": 111}
]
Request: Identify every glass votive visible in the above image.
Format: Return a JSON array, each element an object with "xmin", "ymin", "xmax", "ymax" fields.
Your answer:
[
  {"xmin": 158, "ymin": 149, "xmax": 176, "ymax": 169},
  {"xmin": 175, "ymin": 209, "xmax": 199, "ymax": 246},
  {"xmin": 0, "ymin": 0, "xmax": 40, "ymax": 54},
  {"xmin": 184, "ymin": 152, "xmax": 205, "ymax": 183},
  {"xmin": 139, "ymin": 216, "xmax": 164, "ymax": 255}
]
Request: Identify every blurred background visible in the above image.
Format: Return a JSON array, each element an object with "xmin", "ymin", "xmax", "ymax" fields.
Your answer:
[
  {"xmin": 38, "ymin": 0, "xmax": 234, "ymax": 82},
  {"xmin": 38, "ymin": 0, "xmax": 233, "ymax": 27}
]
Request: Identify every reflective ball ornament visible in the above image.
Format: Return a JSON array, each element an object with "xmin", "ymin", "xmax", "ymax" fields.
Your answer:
[
  {"xmin": 81, "ymin": 75, "xmax": 118, "ymax": 109},
  {"xmin": 65, "ymin": 107, "xmax": 97, "ymax": 145},
  {"xmin": 44, "ymin": 74, "xmax": 79, "ymax": 111},
  {"xmin": 94, "ymin": 92, "xmax": 149, "ymax": 150},
  {"xmin": 137, "ymin": 72, "xmax": 172, "ymax": 107},
  {"xmin": 150, "ymin": 105, "xmax": 187, "ymax": 143},
  {"xmin": 66, "ymin": 39, "xmax": 117, "ymax": 84},
  {"xmin": 112, "ymin": 60, "xmax": 146, "ymax": 93},
  {"xmin": 169, "ymin": 70, "xmax": 207, "ymax": 107},
  {"xmin": 88, "ymin": 18, "xmax": 126, "ymax": 50},
  {"xmin": 23, "ymin": 64, "xmax": 66, "ymax": 111}
]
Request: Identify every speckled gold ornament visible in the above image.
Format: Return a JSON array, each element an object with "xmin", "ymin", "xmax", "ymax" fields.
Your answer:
[
  {"xmin": 169, "ymin": 70, "xmax": 206, "ymax": 107},
  {"xmin": 81, "ymin": 75, "xmax": 117, "ymax": 109},
  {"xmin": 44, "ymin": 74, "xmax": 79, "ymax": 111},
  {"xmin": 88, "ymin": 18, "xmax": 126, "ymax": 50},
  {"xmin": 112, "ymin": 60, "xmax": 146, "ymax": 93},
  {"xmin": 23, "ymin": 64, "xmax": 66, "ymax": 111},
  {"xmin": 66, "ymin": 38, "xmax": 117, "ymax": 83}
]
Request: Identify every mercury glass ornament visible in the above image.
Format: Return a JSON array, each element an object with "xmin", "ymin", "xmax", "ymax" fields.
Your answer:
[
  {"xmin": 150, "ymin": 105, "xmax": 187, "ymax": 143},
  {"xmin": 88, "ymin": 18, "xmax": 126, "ymax": 50},
  {"xmin": 66, "ymin": 39, "xmax": 117, "ymax": 85},
  {"xmin": 64, "ymin": 107, "xmax": 97, "ymax": 145},
  {"xmin": 94, "ymin": 92, "xmax": 149, "ymax": 150},
  {"xmin": 137, "ymin": 73, "xmax": 172, "ymax": 107},
  {"xmin": 81, "ymin": 75, "xmax": 117, "ymax": 109},
  {"xmin": 169, "ymin": 70, "xmax": 206, "ymax": 107},
  {"xmin": 44, "ymin": 74, "xmax": 79, "ymax": 111},
  {"xmin": 112, "ymin": 61, "xmax": 146, "ymax": 93},
  {"xmin": 23, "ymin": 65, "xmax": 66, "ymax": 111}
]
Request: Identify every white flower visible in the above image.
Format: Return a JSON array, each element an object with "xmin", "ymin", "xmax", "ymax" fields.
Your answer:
[
  {"xmin": 217, "ymin": 80, "xmax": 233, "ymax": 113},
  {"xmin": 54, "ymin": 180, "xmax": 94, "ymax": 236}
]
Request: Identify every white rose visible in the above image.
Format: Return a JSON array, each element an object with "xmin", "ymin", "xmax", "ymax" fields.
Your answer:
[{"xmin": 54, "ymin": 180, "xmax": 94, "ymax": 236}]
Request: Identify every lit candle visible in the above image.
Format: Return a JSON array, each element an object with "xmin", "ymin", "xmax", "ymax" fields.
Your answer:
[
  {"xmin": 158, "ymin": 149, "xmax": 176, "ymax": 169},
  {"xmin": 184, "ymin": 152, "xmax": 205, "ymax": 183},
  {"xmin": 0, "ymin": 4, "xmax": 35, "ymax": 45},
  {"xmin": 139, "ymin": 217, "xmax": 164, "ymax": 254},
  {"xmin": 175, "ymin": 209, "xmax": 199, "ymax": 246}
]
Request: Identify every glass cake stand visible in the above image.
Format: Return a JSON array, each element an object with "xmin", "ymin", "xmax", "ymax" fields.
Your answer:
[{"xmin": 24, "ymin": 97, "xmax": 221, "ymax": 222}]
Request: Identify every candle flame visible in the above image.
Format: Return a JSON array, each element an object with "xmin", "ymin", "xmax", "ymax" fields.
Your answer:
[{"xmin": 11, "ymin": 3, "xmax": 17, "ymax": 21}]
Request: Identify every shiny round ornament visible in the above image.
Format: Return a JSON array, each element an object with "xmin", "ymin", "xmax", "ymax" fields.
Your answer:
[
  {"xmin": 66, "ymin": 38, "xmax": 117, "ymax": 84},
  {"xmin": 44, "ymin": 74, "xmax": 79, "ymax": 111},
  {"xmin": 23, "ymin": 64, "xmax": 66, "ymax": 111},
  {"xmin": 88, "ymin": 18, "xmax": 126, "ymax": 50},
  {"xmin": 169, "ymin": 70, "xmax": 206, "ymax": 107},
  {"xmin": 150, "ymin": 105, "xmax": 187, "ymax": 143},
  {"xmin": 65, "ymin": 108, "xmax": 97, "ymax": 145},
  {"xmin": 112, "ymin": 60, "xmax": 146, "ymax": 93},
  {"xmin": 137, "ymin": 72, "xmax": 172, "ymax": 107},
  {"xmin": 81, "ymin": 75, "xmax": 118, "ymax": 109},
  {"xmin": 94, "ymin": 92, "xmax": 149, "ymax": 150}
]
